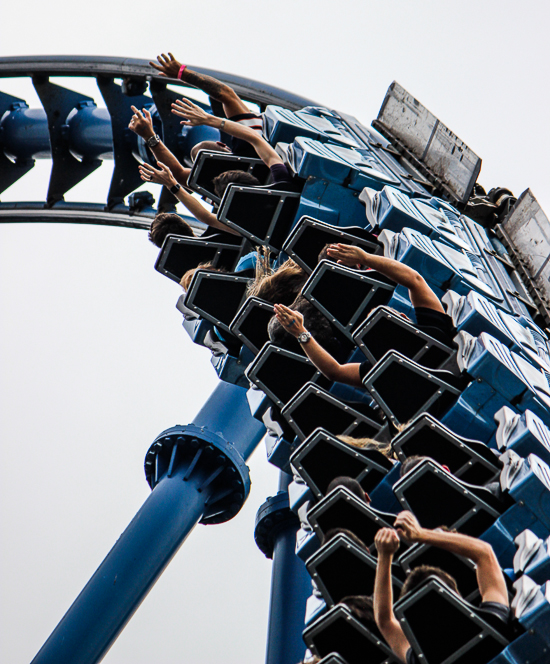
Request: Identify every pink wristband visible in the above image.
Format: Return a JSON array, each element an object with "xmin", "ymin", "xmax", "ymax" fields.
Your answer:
[{"xmin": 177, "ymin": 64, "xmax": 187, "ymax": 80}]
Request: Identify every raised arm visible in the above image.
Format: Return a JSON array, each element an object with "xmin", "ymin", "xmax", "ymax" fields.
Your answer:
[
  {"xmin": 326, "ymin": 244, "xmax": 444, "ymax": 312},
  {"xmin": 150, "ymin": 53, "xmax": 250, "ymax": 118},
  {"xmin": 394, "ymin": 511, "xmax": 509, "ymax": 605},
  {"xmin": 273, "ymin": 304, "xmax": 362, "ymax": 386},
  {"xmin": 139, "ymin": 162, "xmax": 239, "ymax": 235},
  {"xmin": 374, "ymin": 528, "xmax": 410, "ymax": 663},
  {"xmin": 129, "ymin": 106, "xmax": 191, "ymax": 185},
  {"xmin": 172, "ymin": 98, "xmax": 282, "ymax": 168}
]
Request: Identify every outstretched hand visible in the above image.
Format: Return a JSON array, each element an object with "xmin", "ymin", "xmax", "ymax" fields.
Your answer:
[
  {"xmin": 394, "ymin": 511, "xmax": 424, "ymax": 543},
  {"xmin": 149, "ymin": 52, "xmax": 183, "ymax": 79},
  {"xmin": 326, "ymin": 243, "xmax": 369, "ymax": 268},
  {"xmin": 375, "ymin": 528, "xmax": 400, "ymax": 556},
  {"xmin": 273, "ymin": 304, "xmax": 306, "ymax": 338},
  {"xmin": 139, "ymin": 162, "xmax": 177, "ymax": 188},
  {"xmin": 128, "ymin": 106, "xmax": 155, "ymax": 139},
  {"xmin": 171, "ymin": 98, "xmax": 211, "ymax": 126}
]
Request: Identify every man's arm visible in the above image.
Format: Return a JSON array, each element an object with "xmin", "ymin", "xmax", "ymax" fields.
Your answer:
[
  {"xmin": 150, "ymin": 53, "xmax": 250, "ymax": 118},
  {"xmin": 273, "ymin": 304, "xmax": 362, "ymax": 386},
  {"xmin": 394, "ymin": 511, "xmax": 509, "ymax": 605},
  {"xmin": 139, "ymin": 162, "xmax": 239, "ymax": 235},
  {"xmin": 172, "ymin": 98, "xmax": 282, "ymax": 168},
  {"xmin": 326, "ymin": 244, "xmax": 444, "ymax": 312},
  {"xmin": 129, "ymin": 106, "xmax": 191, "ymax": 185},
  {"xmin": 374, "ymin": 528, "xmax": 410, "ymax": 664}
]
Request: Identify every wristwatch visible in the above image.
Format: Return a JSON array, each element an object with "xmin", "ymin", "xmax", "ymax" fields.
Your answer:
[
  {"xmin": 297, "ymin": 331, "xmax": 312, "ymax": 344},
  {"xmin": 170, "ymin": 183, "xmax": 181, "ymax": 195},
  {"xmin": 146, "ymin": 134, "xmax": 161, "ymax": 148}
]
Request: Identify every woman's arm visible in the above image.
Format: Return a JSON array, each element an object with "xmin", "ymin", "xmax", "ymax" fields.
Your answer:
[
  {"xmin": 150, "ymin": 53, "xmax": 250, "ymax": 117},
  {"xmin": 129, "ymin": 106, "xmax": 191, "ymax": 185},
  {"xmin": 139, "ymin": 162, "xmax": 239, "ymax": 235},
  {"xmin": 273, "ymin": 304, "xmax": 362, "ymax": 386},
  {"xmin": 374, "ymin": 528, "xmax": 410, "ymax": 663},
  {"xmin": 394, "ymin": 511, "xmax": 509, "ymax": 605},
  {"xmin": 326, "ymin": 244, "xmax": 444, "ymax": 312},
  {"xmin": 171, "ymin": 98, "xmax": 282, "ymax": 168}
]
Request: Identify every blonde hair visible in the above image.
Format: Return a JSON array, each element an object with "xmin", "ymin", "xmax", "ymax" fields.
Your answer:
[
  {"xmin": 247, "ymin": 248, "xmax": 307, "ymax": 303},
  {"xmin": 337, "ymin": 435, "xmax": 396, "ymax": 460},
  {"xmin": 180, "ymin": 261, "xmax": 221, "ymax": 291}
]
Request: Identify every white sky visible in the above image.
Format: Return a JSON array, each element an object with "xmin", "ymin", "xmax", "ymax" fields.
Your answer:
[{"xmin": 1, "ymin": 2, "xmax": 549, "ymax": 663}]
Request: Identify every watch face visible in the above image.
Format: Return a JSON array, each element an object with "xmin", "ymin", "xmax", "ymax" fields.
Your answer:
[{"xmin": 298, "ymin": 332, "xmax": 310, "ymax": 343}]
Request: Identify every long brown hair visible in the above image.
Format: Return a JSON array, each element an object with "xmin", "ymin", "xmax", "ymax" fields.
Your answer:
[{"xmin": 247, "ymin": 249, "xmax": 307, "ymax": 304}]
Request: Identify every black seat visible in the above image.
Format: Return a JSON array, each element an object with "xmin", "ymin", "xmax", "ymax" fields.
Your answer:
[
  {"xmin": 155, "ymin": 233, "xmax": 249, "ymax": 284},
  {"xmin": 306, "ymin": 533, "xmax": 403, "ymax": 606},
  {"xmin": 394, "ymin": 576, "xmax": 510, "ymax": 664},
  {"xmin": 229, "ymin": 297, "xmax": 275, "ymax": 355},
  {"xmin": 184, "ymin": 270, "xmax": 252, "ymax": 335},
  {"xmin": 282, "ymin": 216, "xmax": 382, "ymax": 274},
  {"xmin": 353, "ymin": 306, "xmax": 456, "ymax": 370},
  {"xmin": 393, "ymin": 459, "xmax": 504, "ymax": 536},
  {"xmin": 246, "ymin": 343, "xmax": 327, "ymax": 408},
  {"xmin": 362, "ymin": 351, "xmax": 466, "ymax": 428},
  {"xmin": 282, "ymin": 383, "xmax": 387, "ymax": 442},
  {"xmin": 187, "ymin": 149, "xmax": 270, "ymax": 204},
  {"xmin": 301, "ymin": 261, "xmax": 396, "ymax": 341},
  {"xmin": 391, "ymin": 413, "xmax": 501, "ymax": 485},
  {"xmin": 397, "ymin": 543, "xmax": 479, "ymax": 603},
  {"xmin": 290, "ymin": 428, "xmax": 394, "ymax": 499},
  {"xmin": 217, "ymin": 183, "xmax": 301, "ymax": 252},
  {"xmin": 303, "ymin": 604, "xmax": 398, "ymax": 664},
  {"xmin": 307, "ymin": 486, "xmax": 399, "ymax": 554}
]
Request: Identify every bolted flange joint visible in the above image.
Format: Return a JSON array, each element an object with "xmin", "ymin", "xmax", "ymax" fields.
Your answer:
[
  {"xmin": 254, "ymin": 491, "xmax": 300, "ymax": 559},
  {"xmin": 144, "ymin": 424, "xmax": 251, "ymax": 525}
]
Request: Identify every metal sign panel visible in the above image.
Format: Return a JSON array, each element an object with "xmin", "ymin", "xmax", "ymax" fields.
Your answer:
[
  {"xmin": 499, "ymin": 189, "xmax": 550, "ymax": 326},
  {"xmin": 375, "ymin": 81, "xmax": 481, "ymax": 203}
]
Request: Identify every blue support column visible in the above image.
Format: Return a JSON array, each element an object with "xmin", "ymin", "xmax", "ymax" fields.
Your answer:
[
  {"xmin": 255, "ymin": 472, "xmax": 312, "ymax": 664},
  {"xmin": 32, "ymin": 381, "xmax": 265, "ymax": 664}
]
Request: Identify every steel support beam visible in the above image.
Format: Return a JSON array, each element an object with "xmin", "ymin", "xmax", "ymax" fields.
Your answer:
[{"xmin": 31, "ymin": 381, "xmax": 266, "ymax": 664}]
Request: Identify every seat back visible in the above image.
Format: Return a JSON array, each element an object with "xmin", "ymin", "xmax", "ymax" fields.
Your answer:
[
  {"xmin": 246, "ymin": 344, "xmax": 325, "ymax": 408},
  {"xmin": 391, "ymin": 413, "xmax": 501, "ymax": 485},
  {"xmin": 184, "ymin": 271, "xmax": 252, "ymax": 334},
  {"xmin": 495, "ymin": 406, "xmax": 550, "ymax": 468},
  {"xmin": 155, "ymin": 233, "xmax": 247, "ymax": 284},
  {"xmin": 307, "ymin": 486, "xmax": 397, "ymax": 553},
  {"xmin": 228, "ymin": 297, "xmax": 275, "ymax": 355},
  {"xmin": 282, "ymin": 216, "xmax": 381, "ymax": 274},
  {"xmin": 302, "ymin": 604, "xmax": 397, "ymax": 664},
  {"xmin": 397, "ymin": 543, "xmax": 479, "ymax": 603},
  {"xmin": 393, "ymin": 459, "xmax": 503, "ymax": 535},
  {"xmin": 353, "ymin": 306, "xmax": 455, "ymax": 370},
  {"xmin": 187, "ymin": 149, "xmax": 270, "ymax": 204},
  {"xmin": 290, "ymin": 428, "xmax": 393, "ymax": 499},
  {"xmin": 306, "ymin": 533, "xmax": 402, "ymax": 605},
  {"xmin": 217, "ymin": 184, "xmax": 301, "ymax": 252},
  {"xmin": 394, "ymin": 577, "xmax": 509, "ymax": 664},
  {"xmin": 301, "ymin": 261, "xmax": 396, "ymax": 340},
  {"xmin": 362, "ymin": 351, "xmax": 464, "ymax": 427},
  {"xmin": 282, "ymin": 383, "xmax": 386, "ymax": 442}
]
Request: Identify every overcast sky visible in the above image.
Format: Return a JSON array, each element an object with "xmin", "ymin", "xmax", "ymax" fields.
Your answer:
[{"xmin": 1, "ymin": 2, "xmax": 549, "ymax": 663}]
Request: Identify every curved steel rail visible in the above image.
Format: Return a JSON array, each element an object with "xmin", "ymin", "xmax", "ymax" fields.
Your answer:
[
  {"xmin": 0, "ymin": 56, "xmax": 320, "ymax": 230},
  {"xmin": 0, "ymin": 56, "xmax": 319, "ymax": 112}
]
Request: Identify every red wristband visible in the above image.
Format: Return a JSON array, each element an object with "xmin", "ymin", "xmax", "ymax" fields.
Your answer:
[{"xmin": 177, "ymin": 64, "xmax": 187, "ymax": 80}]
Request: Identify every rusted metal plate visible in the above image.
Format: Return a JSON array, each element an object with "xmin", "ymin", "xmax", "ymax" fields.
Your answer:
[
  {"xmin": 375, "ymin": 81, "xmax": 481, "ymax": 204},
  {"xmin": 500, "ymin": 190, "xmax": 550, "ymax": 324}
]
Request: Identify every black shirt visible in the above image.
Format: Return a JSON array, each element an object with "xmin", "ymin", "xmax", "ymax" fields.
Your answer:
[
  {"xmin": 224, "ymin": 112, "xmax": 263, "ymax": 158},
  {"xmin": 270, "ymin": 163, "xmax": 293, "ymax": 186},
  {"xmin": 359, "ymin": 307, "xmax": 457, "ymax": 380}
]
